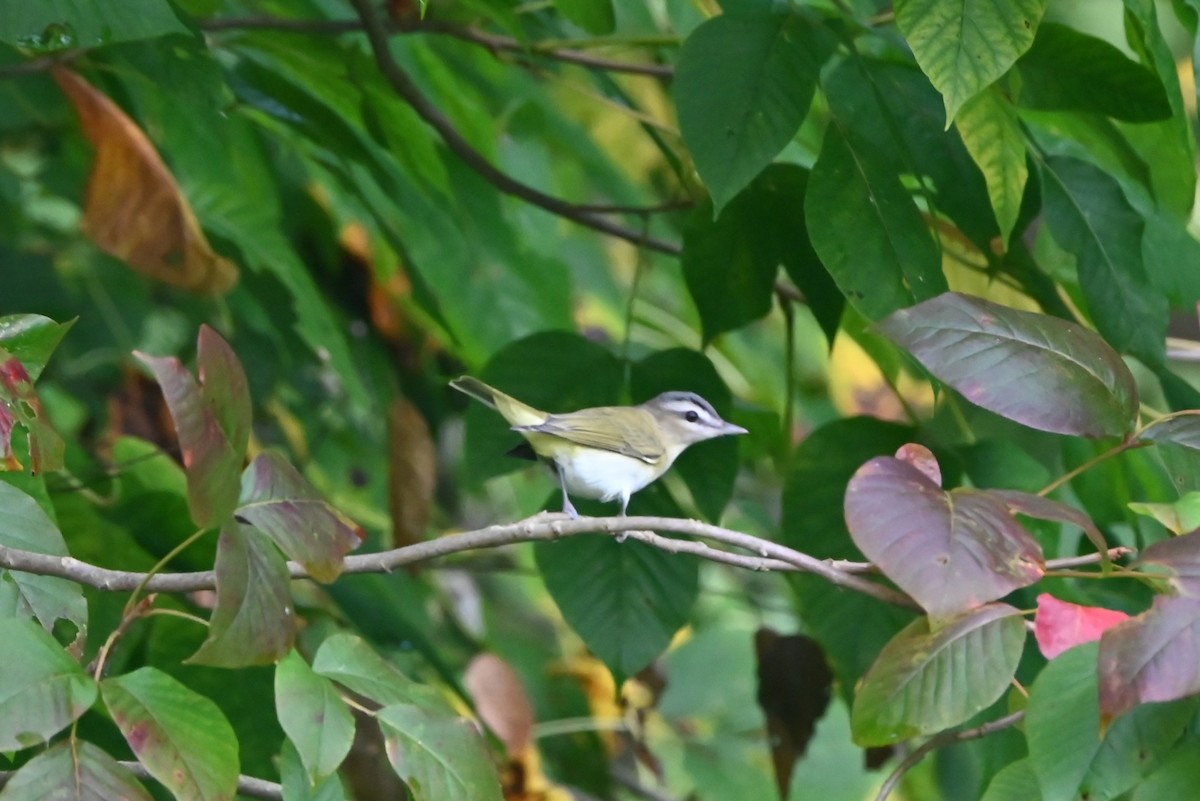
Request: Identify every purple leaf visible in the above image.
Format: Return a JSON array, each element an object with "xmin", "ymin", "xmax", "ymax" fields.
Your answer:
[
  {"xmin": 236, "ymin": 452, "xmax": 362, "ymax": 583},
  {"xmin": 135, "ymin": 326, "xmax": 251, "ymax": 529},
  {"xmin": 991, "ymin": 490, "xmax": 1109, "ymax": 561},
  {"xmin": 850, "ymin": 604, "xmax": 1026, "ymax": 745},
  {"xmin": 187, "ymin": 523, "xmax": 296, "ymax": 667},
  {"xmin": 845, "ymin": 453, "xmax": 1044, "ymax": 621},
  {"xmin": 1141, "ymin": 414, "xmax": 1200, "ymax": 450},
  {"xmin": 1136, "ymin": 531, "xmax": 1200, "ymax": 597},
  {"xmin": 878, "ymin": 292, "xmax": 1137, "ymax": 437},
  {"xmin": 1098, "ymin": 595, "xmax": 1200, "ymax": 726}
]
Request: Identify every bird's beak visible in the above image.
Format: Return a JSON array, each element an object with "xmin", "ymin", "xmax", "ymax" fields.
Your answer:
[{"xmin": 722, "ymin": 422, "xmax": 749, "ymax": 435}]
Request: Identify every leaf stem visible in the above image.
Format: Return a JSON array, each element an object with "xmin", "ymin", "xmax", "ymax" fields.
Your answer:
[
  {"xmin": 1037, "ymin": 439, "xmax": 1136, "ymax": 497},
  {"xmin": 122, "ymin": 528, "xmax": 211, "ymax": 618}
]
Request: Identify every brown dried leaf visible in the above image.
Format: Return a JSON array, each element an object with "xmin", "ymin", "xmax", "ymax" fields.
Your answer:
[
  {"xmin": 465, "ymin": 653, "xmax": 535, "ymax": 755},
  {"xmin": 388, "ymin": 397, "xmax": 436, "ymax": 548},
  {"xmin": 53, "ymin": 67, "xmax": 238, "ymax": 296}
]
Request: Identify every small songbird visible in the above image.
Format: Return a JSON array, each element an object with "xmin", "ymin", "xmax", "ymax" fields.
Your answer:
[{"xmin": 451, "ymin": 376, "xmax": 747, "ymax": 517}]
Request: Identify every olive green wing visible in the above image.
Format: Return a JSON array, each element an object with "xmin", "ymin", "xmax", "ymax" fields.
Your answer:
[{"xmin": 515, "ymin": 407, "xmax": 664, "ymax": 463}]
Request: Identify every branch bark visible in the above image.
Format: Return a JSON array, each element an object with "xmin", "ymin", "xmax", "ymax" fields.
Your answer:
[{"xmin": 0, "ymin": 512, "xmax": 917, "ymax": 607}]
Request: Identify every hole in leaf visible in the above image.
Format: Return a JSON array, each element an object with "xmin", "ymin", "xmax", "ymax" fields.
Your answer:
[{"xmin": 52, "ymin": 617, "xmax": 79, "ymax": 647}]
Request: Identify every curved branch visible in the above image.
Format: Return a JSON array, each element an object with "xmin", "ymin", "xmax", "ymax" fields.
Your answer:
[
  {"xmin": 0, "ymin": 513, "xmax": 915, "ymax": 607},
  {"xmin": 344, "ymin": 0, "xmax": 682, "ymax": 255},
  {"xmin": 874, "ymin": 710, "xmax": 1026, "ymax": 801}
]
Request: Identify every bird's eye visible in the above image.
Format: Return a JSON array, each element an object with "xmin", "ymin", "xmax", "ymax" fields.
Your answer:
[{"xmin": 685, "ymin": 410, "xmax": 700, "ymax": 423}]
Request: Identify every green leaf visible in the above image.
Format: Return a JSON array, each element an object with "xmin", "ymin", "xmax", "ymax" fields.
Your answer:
[
  {"xmin": 781, "ymin": 417, "xmax": 919, "ymax": 698},
  {"xmin": 275, "ymin": 650, "xmax": 355, "ymax": 786},
  {"xmin": 0, "ymin": 482, "xmax": 87, "ymax": 642},
  {"xmin": 0, "ymin": 618, "xmax": 97, "ymax": 751},
  {"xmin": 100, "ymin": 667, "xmax": 239, "ymax": 801},
  {"xmin": 845, "ymin": 454, "xmax": 1043, "ymax": 622},
  {"xmin": 1131, "ymin": 739, "xmax": 1200, "ymax": 801},
  {"xmin": 535, "ymin": 535, "xmax": 698, "ymax": 678},
  {"xmin": 895, "ymin": 0, "xmax": 1047, "ymax": 122},
  {"xmin": 0, "ymin": 740, "xmax": 152, "ymax": 801},
  {"xmin": 461, "ymin": 332, "xmax": 623, "ymax": 487},
  {"xmin": 187, "ymin": 523, "xmax": 296, "ymax": 667},
  {"xmin": 1026, "ymin": 642, "xmax": 1194, "ymax": 801},
  {"xmin": 554, "ymin": 0, "xmax": 614, "ymax": 34},
  {"xmin": 1129, "ymin": 494, "xmax": 1200, "ymax": 537},
  {"xmin": 806, "ymin": 123, "xmax": 945, "ymax": 321},
  {"xmin": 878, "ymin": 292, "xmax": 1139, "ymax": 437},
  {"xmin": 236, "ymin": 451, "xmax": 362, "ymax": 584},
  {"xmin": 311, "ymin": 633, "xmax": 450, "ymax": 712},
  {"xmin": 629, "ymin": 349, "xmax": 740, "ymax": 521},
  {"xmin": 0, "ymin": 315, "xmax": 74, "ymax": 381},
  {"xmin": 981, "ymin": 759, "xmax": 1043, "ymax": 801},
  {"xmin": 1040, "ymin": 155, "xmax": 1167, "ymax": 366},
  {"xmin": 0, "ymin": 0, "xmax": 187, "ymax": 52},
  {"xmin": 955, "ymin": 88, "xmax": 1027, "ymax": 245},
  {"xmin": 1098, "ymin": 595, "xmax": 1200, "ymax": 725},
  {"xmin": 1016, "ymin": 23, "xmax": 1172, "ymax": 122},
  {"xmin": 675, "ymin": 8, "xmax": 835, "ymax": 213},
  {"xmin": 376, "ymin": 704, "xmax": 503, "ymax": 801},
  {"xmin": 683, "ymin": 164, "xmax": 840, "ymax": 345},
  {"xmin": 851, "ymin": 604, "xmax": 1025, "ymax": 746},
  {"xmin": 135, "ymin": 326, "xmax": 251, "ymax": 529},
  {"xmin": 280, "ymin": 738, "xmax": 349, "ymax": 801}
]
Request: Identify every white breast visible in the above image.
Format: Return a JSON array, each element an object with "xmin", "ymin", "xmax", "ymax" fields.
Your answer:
[{"xmin": 553, "ymin": 449, "xmax": 663, "ymax": 503}]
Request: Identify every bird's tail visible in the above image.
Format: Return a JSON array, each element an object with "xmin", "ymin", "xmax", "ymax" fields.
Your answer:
[{"xmin": 449, "ymin": 376, "xmax": 545, "ymax": 427}]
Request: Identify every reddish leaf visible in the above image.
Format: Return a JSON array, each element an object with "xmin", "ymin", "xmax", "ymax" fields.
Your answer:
[
  {"xmin": 54, "ymin": 67, "xmax": 238, "ymax": 295},
  {"xmin": 894, "ymin": 443, "xmax": 941, "ymax": 486},
  {"xmin": 754, "ymin": 629, "xmax": 833, "ymax": 797},
  {"xmin": 1034, "ymin": 594, "xmax": 1129, "ymax": 660},
  {"xmin": 186, "ymin": 523, "xmax": 296, "ymax": 667},
  {"xmin": 1140, "ymin": 413, "xmax": 1200, "ymax": 451},
  {"xmin": 464, "ymin": 653, "xmax": 535, "ymax": 755},
  {"xmin": 135, "ymin": 326, "xmax": 250, "ymax": 529},
  {"xmin": 388, "ymin": 397, "xmax": 436, "ymax": 548},
  {"xmin": 236, "ymin": 451, "xmax": 363, "ymax": 583},
  {"xmin": 1136, "ymin": 530, "xmax": 1200, "ymax": 597},
  {"xmin": 878, "ymin": 292, "xmax": 1138, "ymax": 437},
  {"xmin": 0, "ymin": 348, "xmax": 65, "ymax": 474},
  {"xmin": 845, "ymin": 453, "xmax": 1044, "ymax": 621},
  {"xmin": 0, "ymin": 314, "xmax": 75, "ymax": 381},
  {"xmin": 1098, "ymin": 595, "xmax": 1200, "ymax": 725}
]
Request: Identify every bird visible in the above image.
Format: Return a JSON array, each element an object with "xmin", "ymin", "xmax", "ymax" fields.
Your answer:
[{"xmin": 451, "ymin": 376, "xmax": 747, "ymax": 517}]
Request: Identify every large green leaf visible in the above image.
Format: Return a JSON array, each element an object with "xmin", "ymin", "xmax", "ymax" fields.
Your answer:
[
  {"xmin": 675, "ymin": 7, "xmax": 834, "ymax": 213},
  {"xmin": 0, "ymin": 483, "xmax": 87, "ymax": 641},
  {"xmin": 1131, "ymin": 740, "xmax": 1200, "ymax": 801},
  {"xmin": 275, "ymin": 650, "xmax": 355, "ymax": 786},
  {"xmin": 879, "ymin": 292, "xmax": 1139, "ymax": 437},
  {"xmin": 187, "ymin": 523, "xmax": 295, "ymax": 667},
  {"xmin": 806, "ymin": 123, "xmax": 945, "ymax": 321},
  {"xmin": 0, "ymin": 315, "xmax": 74, "ymax": 382},
  {"xmin": 1026, "ymin": 642, "xmax": 1194, "ymax": 801},
  {"xmin": 0, "ymin": 0, "xmax": 187, "ymax": 52},
  {"xmin": 235, "ymin": 451, "xmax": 362, "ymax": 584},
  {"xmin": 535, "ymin": 535, "xmax": 698, "ymax": 678},
  {"xmin": 0, "ymin": 740, "xmax": 152, "ymax": 801},
  {"xmin": 981, "ymin": 759, "xmax": 1043, "ymax": 801},
  {"xmin": 311, "ymin": 633, "xmax": 450, "ymax": 712},
  {"xmin": 1040, "ymin": 155, "xmax": 1167, "ymax": 366},
  {"xmin": 135, "ymin": 326, "xmax": 251, "ymax": 529},
  {"xmin": 376, "ymin": 704, "xmax": 503, "ymax": 801},
  {"xmin": 845, "ymin": 453, "xmax": 1043, "ymax": 622},
  {"xmin": 279, "ymin": 738, "xmax": 349, "ymax": 801},
  {"xmin": 956, "ymin": 88, "xmax": 1027, "ymax": 246},
  {"xmin": 895, "ymin": 0, "xmax": 1047, "ymax": 122},
  {"xmin": 1098, "ymin": 595, "xmax": 1200, "ymax": 725},
  {"xmin": 1016, "ymin": 24, "xmax": 1172, "ymax": 122},
  {"xmin": 850, "ymin": 604, "xmax": 1025, "ymax": 745},
  {"xmin": 781, "ymin": 417, "xmax": 919, "ymax": 698},
  {"xmin": 0, "ymin": 618, "xmax": 96, "ymax": 751},
  {"xmin": 100, "ymin": 667, "xmax": 239, "ymax": 801}
]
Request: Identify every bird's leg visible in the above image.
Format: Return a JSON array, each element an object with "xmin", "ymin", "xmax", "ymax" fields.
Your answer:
[
  {"xmin": 615, "ymin": 493, "xmax": 630, "ymax": 542},
  {"xmin": 558, "ymin": 466, "xmax": 579, "ymax": 519}
]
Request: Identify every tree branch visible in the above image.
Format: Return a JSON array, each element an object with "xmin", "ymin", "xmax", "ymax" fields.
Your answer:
[
  {"xmin": 0, "ymin": 513, "xmax": 916, "ymax": 608},
  {"xmin": 343, "ymin": 0, "xmax": 682, "ymax": 255},
  {"xmin": 874, "ymin": 710, "xmax": 1026, "ymax": 801}
]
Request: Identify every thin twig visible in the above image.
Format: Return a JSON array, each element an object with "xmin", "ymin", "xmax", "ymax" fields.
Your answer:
[
  {"xmin": 826, "ymin": 547, "xmax": 1131, "ymax": 575},
  {"xmin": 344, "ymin": 0, "xmax": 681, "ymax": 255},
  {"xmin": 874, "ymin": 710, "xmax": 1026, "ymax": 801},
  {"xmin": 0, "ymin": 513, "xmax": 916, "ymax": 608}
]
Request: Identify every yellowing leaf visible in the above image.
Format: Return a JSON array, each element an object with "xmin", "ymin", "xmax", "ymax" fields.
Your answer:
[{"xmin": 53, "ymin": 67, "xmax": 238, "ymax": 295}]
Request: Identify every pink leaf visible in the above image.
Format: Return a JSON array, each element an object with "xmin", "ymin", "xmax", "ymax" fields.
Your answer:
[{"xmin": 1035, "ymin": 593, "xmax": 1129, "ymax": 660}]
